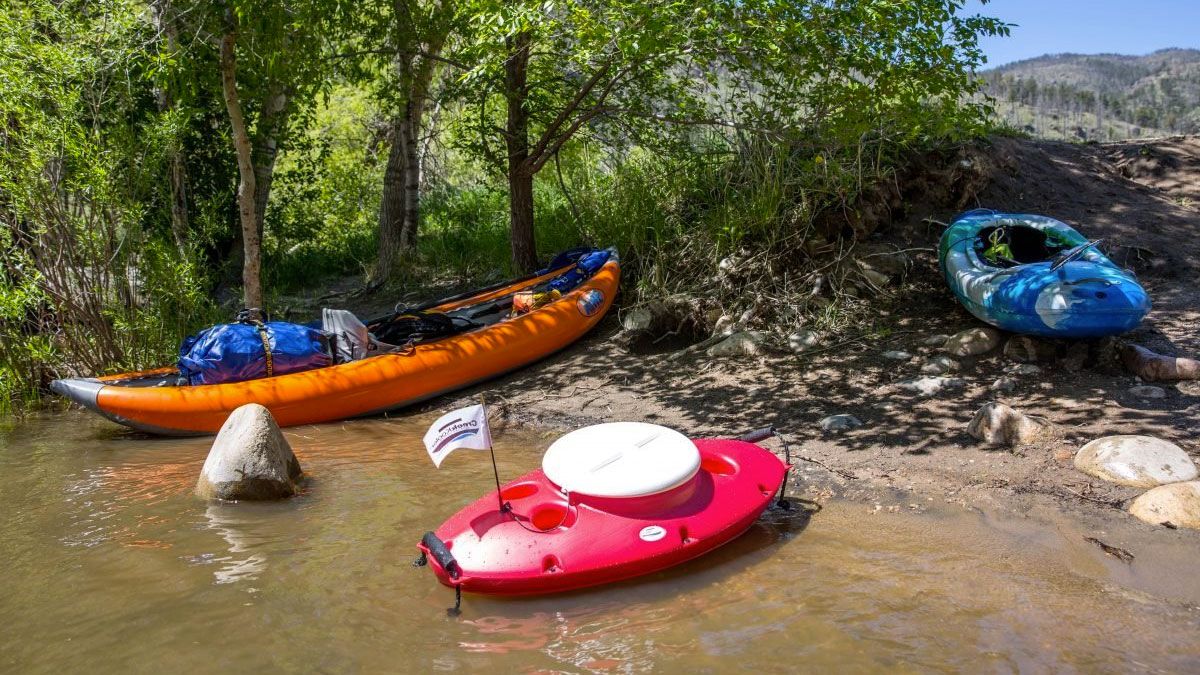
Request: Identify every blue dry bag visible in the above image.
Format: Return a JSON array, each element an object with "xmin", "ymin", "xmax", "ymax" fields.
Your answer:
[
  {"xmin": 178, "ymin": 311, "xmax": 333, "ymax": 386},
  {"xmin": 547, "ymin": 249, "xmax": 611, "ymax": 294}
]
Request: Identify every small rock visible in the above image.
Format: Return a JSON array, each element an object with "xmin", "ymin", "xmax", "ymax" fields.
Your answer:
[
  {"xmin": 944, "ymin": 327, "xmax": 1002, "ymax": 357},
  {"xmin": 1003, "ymin": 335, "xmax": 1057, "ymax": 363},
  {"xmin": 1129, "ymin": 482, "xmax": 1200, "ymax": 529},
  {"xmin": 1074, "ymin": 435, "xmax": 1198, "ymax": 488},
  {"xmin": 920, "ymin": 355, "xmax": 958, "ymax": 375},
  {"xmin": 966, "ymin": 402, "xmax": 1058, "ymax": 446},
  {"xmin": 788, "ymin": 330, "xmax": 820, "ymax": 354},
  {"xmin": 819, "ymin": 414, "xmax": 864, "ymax": 432},
  {"xmin": 858, "ymin": 267, "xmax": 891, "ymax": 289},
  {"xmin": 1128, "ymin": 385, "xmax": 1167, "ymax": 399},
  {"xmin": 990, "ymin": 376, "xmax": 1017, "ymax": 393},
  {"xmin": 706, "ymin": 331, "xmax": 769, "ymax": 358},
  {"xmin": 897, "ymin": 377, "xmax": 965, "ymax": 396},
  {"xmin": 621, "ymin": 307, "xmax": 654, "ymax": 332},
  {"xmin": 713, "ymin": 314, "xmax": 736, "ymax": 336},
  {"xmin": 197, "ymin": 404, "xmax": 302, "ymax": 500},
  {"xmin": 923, "ymin": 334, "xmax": 950, "ymax": 347},
  {"xmin": 1007, "ymin": 363, "xmax": 1042, "ymax": 376},
  {"xmin": 857, "ymin": 250, "xmax": 911, "ymax": 277},
  {"xmin": 883, "ymin": 350, "xmax": 912, "ymax": 361}
]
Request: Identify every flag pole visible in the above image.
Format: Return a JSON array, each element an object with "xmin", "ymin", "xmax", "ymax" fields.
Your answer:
[{"xmin": 480, "ymin": 395, "xmax": 506, "ymax": 514}]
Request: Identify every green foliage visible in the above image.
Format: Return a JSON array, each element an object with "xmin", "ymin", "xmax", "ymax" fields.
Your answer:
[
  {"xmin": 263, "ymin": 86, "xmax": 383, "ymax": 291},
  {"xmin": 0, "ymin": 0, "xmax": 217, "ymax": 409}
]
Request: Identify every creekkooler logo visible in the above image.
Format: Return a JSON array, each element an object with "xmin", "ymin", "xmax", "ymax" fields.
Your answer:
[
  {"xmin": 577, "ymin": 289, "xmax": 605, "ymax": 317},
  {"xmin": 639, "ymin": 525, "xmax": 666, "ymax": 542},
  {"xmin": 431, "ymin": 418, "xmax": 480, "ymax": 454}
]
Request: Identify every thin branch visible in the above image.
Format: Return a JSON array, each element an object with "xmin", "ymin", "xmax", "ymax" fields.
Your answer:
[
  {"xmin": 327, "ymin": 48, "xmax": 470, "ymax": 71},
  {"xmin": 527, "ymin": 57, "xmax": 614, "ymax": 163}
]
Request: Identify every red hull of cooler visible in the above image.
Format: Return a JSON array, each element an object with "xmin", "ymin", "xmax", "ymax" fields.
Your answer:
[{"xmin": 417, "ymin": 438, "xmax": 788, "ymax": 595}]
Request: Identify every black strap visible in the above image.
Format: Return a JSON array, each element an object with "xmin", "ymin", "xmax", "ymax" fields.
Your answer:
[{"xmin": 254, "ymin": 323, "xmax": 274, "ymax": 377}]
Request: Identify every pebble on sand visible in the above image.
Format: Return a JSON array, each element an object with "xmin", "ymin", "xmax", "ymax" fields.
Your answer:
[
  {"xmin": 1073, "ymin": 435, "xmax": 1198, "ymax": 488},
  {"xmin": 990, "ymin": 376, "xmax": 1017, "ymax": 393},
  {"xmin": 966, "ymin": 402, "xmax": 1058, "ymax": 447},
  {"xmin": 921, "ymin": 355, "xmax": 958, "ymax": 375},
  {"xmin": 788, "ymin": 331, "xmax": 820, "ymax": 354},
  {"xmin": 1128, "ymin": 385, "xmax": 1167, "ymax": 399},
  {"xmin": 897, "ymin": 376, "xmax": 965, "ymax": 397},
  {"xmin": 944, "ymin": 327, "xmax": 1002, "ymax": 357},
  {"xmin": 707, "ymin": 331, "xmax": 769, "ymax": 358},
  {"xmin": 819, "ymin": 414, "xmax": 864, "ymax": 432}
]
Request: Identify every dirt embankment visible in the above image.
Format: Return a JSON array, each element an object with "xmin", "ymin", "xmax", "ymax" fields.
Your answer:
[{"xmin": 428, "ymin": 135, "xmax": 1200, "ymax": 547}]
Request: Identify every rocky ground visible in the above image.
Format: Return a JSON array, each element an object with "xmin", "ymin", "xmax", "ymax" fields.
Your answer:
[{"xmin": 417, "ymin": 135, "xmax": 1200, "ymax": 546}]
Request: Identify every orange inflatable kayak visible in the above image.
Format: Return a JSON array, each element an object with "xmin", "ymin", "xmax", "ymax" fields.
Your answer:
[{"xmin": 51, "ymin": 254, "xmax": 620, "ymax": 435}]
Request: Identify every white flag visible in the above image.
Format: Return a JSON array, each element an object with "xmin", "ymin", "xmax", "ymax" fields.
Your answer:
[{"xmin": 423, "ymin": 404, "xmax": 493, "ymax": 468}]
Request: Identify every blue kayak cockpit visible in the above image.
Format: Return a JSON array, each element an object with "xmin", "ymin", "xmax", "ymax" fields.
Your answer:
[{"xmin": 938, "ymin": 211, "xmax": 1150, "ymax": 338}]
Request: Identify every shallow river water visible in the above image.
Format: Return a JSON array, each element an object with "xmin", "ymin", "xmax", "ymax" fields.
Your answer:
[{"xmin": 2, "ymin": 411, "xmax": 1198, "ymax": 673}]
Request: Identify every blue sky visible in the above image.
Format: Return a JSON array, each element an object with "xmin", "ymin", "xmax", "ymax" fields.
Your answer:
[{"xmin": 963, "ymin": 0, "xmax": 1200, "ymax": 68}]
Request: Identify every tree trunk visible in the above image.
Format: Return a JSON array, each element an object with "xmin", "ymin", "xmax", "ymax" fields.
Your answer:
[
  {"xmin": 505, "ymin": 30, "xmax": 537, "ymax": 273},
  {"xmin": 252, "ymin": 85, "xmax": 289, "ymax": 244},
  {"xmin": 376, "ymin": 116, "xmax": 409, "ymax": 281},
  {"xmin": 219, "ymin": 24, "xmax": 263, "ymax": 310},
  {"xmin": 374, "ymin": 27, "xmax": 445, "ymax": 282},
  {"xmin": 152, "ymin": 0, "xmax": 189, "ymax": 255},
  {"xmin": 398, "ymin": 112, "xmax": 422, "ymax": 250},
  {"xmin": 509, "ymin": 167, "xmax": 535, "ymax": 272},
  {"xmin": 167, "ymin": 153, "xmax": 189, "ymax": 254}
]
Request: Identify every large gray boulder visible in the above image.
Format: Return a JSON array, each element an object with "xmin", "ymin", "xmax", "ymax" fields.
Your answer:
[
  {"xmin": 966, "ymin": 402, "xmax": 1058, "ymax": 447},
  {"xmin": 1073, "ymin": 435, "xmax": 1197, "ymax": 488},
  {"xmin": 1128, "ymin": 482, "xmax": 1200, "ymax": 529},
  {"xmin": 197, "ymin": 404, "xmax": 302, "ymax": 500}
]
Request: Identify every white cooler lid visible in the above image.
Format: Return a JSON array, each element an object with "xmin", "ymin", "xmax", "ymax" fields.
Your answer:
[{"xmin": 542, "ymin": 422, "xmax": 700, "ymax": 498}]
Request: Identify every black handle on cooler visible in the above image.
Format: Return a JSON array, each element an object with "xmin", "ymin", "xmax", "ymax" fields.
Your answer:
[
  {"xmin": 421, "ymin": 531, "xmax": 461, "ymax": 580},
  {"xmin": 737, "ymin": 426, "xmax": 776, "ymax": 444}
]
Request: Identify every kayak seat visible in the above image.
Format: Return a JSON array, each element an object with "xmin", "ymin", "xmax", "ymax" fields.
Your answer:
[
  {"xmin": 975, "ymin": 225, "xmax": 1071, "ymax": 267},
  {"xmin": 542, "ymin": 422, "xmax": 701, "ymax": 498}
]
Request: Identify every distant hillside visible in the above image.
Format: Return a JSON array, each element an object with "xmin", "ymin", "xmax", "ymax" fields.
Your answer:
[{"xmin": 980, "ymin": 49, "xmax": 1200, "ymax": 141}]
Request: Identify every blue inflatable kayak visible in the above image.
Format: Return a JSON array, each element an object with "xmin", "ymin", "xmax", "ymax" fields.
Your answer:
[{"xmin": 938, "ymin": 209, "xmax": 1150, "ymax": 338}]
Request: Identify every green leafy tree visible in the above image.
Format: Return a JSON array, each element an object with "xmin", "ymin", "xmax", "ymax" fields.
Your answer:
[
  {"xmin": 366, "ymin": 0, "xmax": 459, "ymax": 282},
  {"xmin": 175, "ymin": 0, "xmax": 351, "ymax": 308},
  {"xmin": 457, "ymin": 0, "xmax": 1006, "ymax": 271}
]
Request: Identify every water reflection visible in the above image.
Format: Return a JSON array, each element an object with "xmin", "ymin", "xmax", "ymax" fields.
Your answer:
[
  {"xmin": 200, "ymin": 504, "xmax": 270, "ymax": 585},
  {"xmin": 60, "ymin": 457, "xmax": 198, "ymax": 549},
  {"xmin": 455, "ymin": 504, "xmax": 817, "ymax": 665}
]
